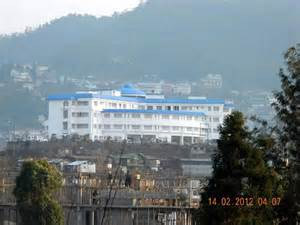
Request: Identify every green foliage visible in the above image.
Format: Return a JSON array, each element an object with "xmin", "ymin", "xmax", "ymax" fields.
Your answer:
[
  {"xmin": 197, "ymin": 111, "xmax": 283, "ymax": 225},
  {"xmin": 13, "ymin": 160, "xmax": 63, "ymax": 225},
  {"xmin": 272, "ymin": 44, "xmax": 300, "ymax": 224}
]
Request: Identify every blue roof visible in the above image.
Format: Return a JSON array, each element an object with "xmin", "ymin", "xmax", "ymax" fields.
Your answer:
[
  {"xmin": 141, "ymin": 98, "xmax": 225, "ymax": 104},
  {"xmin": 120, "ymin": 84, "xmax": 146, "ymax": 97},
  {"xmin": 102, "ymin": 109, "xmax": 206, "ymax": 116},
  {"xmin": 47, "ymin": 93, "xmax": 93, "ymax": 100},
  {"xmin": 47, "ymin": 93, "xmax": 230, "ymax": 105}
]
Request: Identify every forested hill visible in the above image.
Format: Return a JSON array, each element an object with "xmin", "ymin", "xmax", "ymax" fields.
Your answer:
[{"xmin": 0, "ymin": 0, "xmax": 299, "ymax": 89}]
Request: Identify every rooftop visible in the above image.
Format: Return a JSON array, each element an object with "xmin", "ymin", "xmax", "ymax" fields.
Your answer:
[{"xmin": 47, "ymin": 85, "xmax": 233, "ymax": 106}]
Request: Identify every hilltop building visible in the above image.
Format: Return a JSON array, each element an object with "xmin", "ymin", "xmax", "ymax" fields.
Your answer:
[
  {"xmin": 46, "ymin": 84, "xmax": 233, "ymax": 144},
  {"xmin": 201, "ymin": 74, "xmax": 223, "ymax": 89}
]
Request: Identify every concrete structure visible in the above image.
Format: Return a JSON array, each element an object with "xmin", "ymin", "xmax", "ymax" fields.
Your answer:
[
  {"xmin": 64, "ymin": 161, "xmax": 96, "ymax": 173},
  {"xmin": 47, "ymin": 84, "xmax": 234, "ymax": 143},
  {"xmin": 136, "ymin": 82, "xmax": 191, "ymax": 96},
  {"xmin": 180, "ymin": 158, "xmax": 213, "ymax": 177},
  {"xmin": 201, "ymin": 74, "xmax": 223, "ymax": 89}
]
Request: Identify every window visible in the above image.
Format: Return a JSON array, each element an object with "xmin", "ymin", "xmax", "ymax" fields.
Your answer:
[
  {"xmin": 72, "ymin": 112, "xmax": 88, "ymax": 117},
  {"xmin": 138, "ymin": 105, "xmax": 145, "ymax": 110},
  {"xmin": 63, "ymin": 101, "xmax": 69, "ymax": 106},
  {"xmin": 194, "ymin": 116, "xmax": 201, "ymax": 121},
  {"xmin": 113, "ymin": 124, "xmax": 123, "ymax": 129},
  {"xmin": 72, "ymin": 101, "xmax": 76, "ymax": 105},
  {"xmin": 162, "ymin": 115, "xmax": 170, "ymax": 119},
  {"xmin": 94, "ymin": 101, "xmax": 98, "ymax": 106},
  {"xmin": 213, "ymin": 106, "xmax": 220, "ymax": 111},
  {"xmin": 144, "ymin": 114, "xmax": 153, "ymax": 119},
  {"xmin": 104, "ymin": 113, "xmax": 110, "ymax": 118},
  {"xmin": 77, "ymin": 124, "xmax": 88, "ymax": 129},
  {"xmin": 94, "ymin": 124, "xmax": 97, "ymax": 128},
  {"xmin": 147, "ymin": 105, "xmax": 153, "ymax": 110},
  {"xmin": 213, "ymin": 128, "xmax": 219, "ymax": 133},
  {"xmin": 208, "ymin": 106, "xmax": 212, "ymax": 111},
  {"xmin": 112, "ymin": 103, "xmax": 117, "ymax": 108},
  {"xmin": 72, "ymin": 124, "xmax": 76, "ymax": 129},
  {"xmin": 174, "ymin": 106, "xmax": 179, "ymax": 111},
  {"xmin": 157, "ymin": 106, "xmax": 162, "ymax": 110},
  {"xmin": 77, "ymin": 101, "xmax": 89, "ymax": 106},
  {"xmin": 172, "ymin": 126, "xmax": 180, "ymax": 131},
  {"xmin": 187, "ymin": 116, "xmax": 193, "ymax": 120},
  {"xmin": 114, "ymin": 113, "xmax": 122, "ymax": 118},
  {"xmin": 132, "ymin": 125, "xmax": 140, "ymax": 130},
  {"xmin": 194, "ymin": 127, "xmax": 200, "ymax": 132},
  {"xmin": 63, "ymin": 110, "xmax": 68, "ymax": 119},
  {"xmin": 201, "ymin": 128, "xmax": 208, "ymax": 133},
  {"xmin": 172, "ymin": 115, "xmax": 180, "ymax": 120},
  {"xmin": 144, "ymin": 125, "xmax": 152, "ymax": 130},
  {"xmin": 166, "ymin": 106, "xmax": 171, "ymax": 110},
  {"xmin": 98, "ymin": 124, "xmax": 101, "ymax": 129},
  {"xmin": 82, "ymin": 112, "xmax": 89, "ymax": 117},
  {"xmin": 213, "ymin": 117, "xmax": 220, "ymax": 122},
  {"xmin": 104, "ymin": 124, "xmax": 111, "ymax": 129},
  {"xmin": 186, "ymin": 127, "xmax": 193, "ymax": 132},
  {"xmin": 132, "ymin": 113, "xmax": 141, "ymax": 118},
  {"xmin": 63, "ymin": 122, "xmax": 68, "ymax": 130},
  {"xmin": 181, "ymin": 106, "xmax": 188, "ymax": 110},
  {"xmin": 162, "ymin": 126, "xmax": 170, "ymax": 130}
]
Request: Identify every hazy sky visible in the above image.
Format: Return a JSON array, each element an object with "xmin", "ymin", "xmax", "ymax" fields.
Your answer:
[{"xmin": 0, "ymin": 0, "xmax": 142, "ymax": 34}]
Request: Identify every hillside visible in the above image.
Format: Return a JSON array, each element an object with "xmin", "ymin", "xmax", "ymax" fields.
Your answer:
[{"xmin": 0, "ymin": 0, "xmax": 299, "ymax": 89}]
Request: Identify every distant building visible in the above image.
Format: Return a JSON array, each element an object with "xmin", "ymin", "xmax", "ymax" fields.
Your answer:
[
  {"xmin": 180, "ymin": 158, "xmax": 212, "ymax": 177},
  {"xmin": 47, "ymin": 84, "xmax": 234, "ymax": 143},
  {"xmin": 64, "ymin": 161, "xmax": 96, "ymax": 173},
  {"xmin": 136, "ymin": 82, "xmax": 163, "ymax": 94},
  {"xmin": 108, "ymin": 153, "xmax": 161, "ymax": 172},
  {"xmin": 10, "ymin": 70, "xmax": 32, "ymax": 83},
  {"xmin": 137, "ymin": 82, "xmax": 191, "ymax": 96},
  {"xmin": 201, "ymin": 74, "xmax": 223, "ymax": 89},
  {"xmin": 48, "ymin": 159, "xmax": 67, "ymax": 171},
  {"xmin": 172, "ymin": 83, "xmax": 192, "ymax": 96}
]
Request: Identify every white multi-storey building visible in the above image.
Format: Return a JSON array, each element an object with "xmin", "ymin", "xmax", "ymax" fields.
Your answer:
[{"xmin": 47, "ymin": 84, "xmax": 233, "ymax": 144}]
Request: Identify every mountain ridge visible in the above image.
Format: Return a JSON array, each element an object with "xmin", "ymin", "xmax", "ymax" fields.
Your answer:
[{"xmin": 0, "ymin": 0, "xmax": 299, "ymax": 89}]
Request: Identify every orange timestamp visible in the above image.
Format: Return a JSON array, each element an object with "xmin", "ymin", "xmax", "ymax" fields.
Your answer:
[{"xmin": 208, "ymin": 197, "xmax": 281, "ymax": 207}]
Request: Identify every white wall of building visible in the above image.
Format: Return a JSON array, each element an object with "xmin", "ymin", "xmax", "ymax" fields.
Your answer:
[{"xmin": 47, "ymin": 89, "xmax": 233, "ymax": 143}]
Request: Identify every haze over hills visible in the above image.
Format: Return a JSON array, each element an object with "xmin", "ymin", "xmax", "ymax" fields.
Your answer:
[{"xmin": 0, "ymin": 0, "xmax": 299, "ymax": 89}]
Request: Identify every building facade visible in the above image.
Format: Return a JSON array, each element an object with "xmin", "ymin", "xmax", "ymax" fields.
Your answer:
[{"xmin": 47, "ymin": 84, "xmax": 233, "ymax": 144}]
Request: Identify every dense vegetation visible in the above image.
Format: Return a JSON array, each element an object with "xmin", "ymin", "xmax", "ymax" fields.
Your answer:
[
  {"xmin": 13, "ymin": 160, "xmax": 63, "ymax": 225},
  {"xmin": 197, "ymin": 45, "xmax": 300, "ymax": 224}
]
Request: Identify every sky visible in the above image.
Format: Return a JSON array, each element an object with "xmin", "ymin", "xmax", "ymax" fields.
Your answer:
[{"xmin": 0, "ymin": 0, "xmax": 142, "ymax": 35}]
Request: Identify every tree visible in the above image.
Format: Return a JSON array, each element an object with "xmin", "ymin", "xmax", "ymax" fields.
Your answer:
[
  {"xmin": 197, "ymin": 111, "xmax": 283, "ymax": 225},
  {"xmin": 13, "ymin": 160, "xmax": 64, "ymax": 225},
  {"xmin": 272, "ymin": 44, "xmax": 300, "ymax": 224}
]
